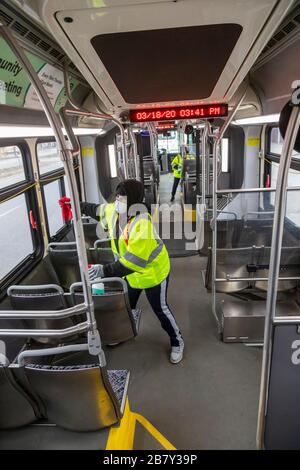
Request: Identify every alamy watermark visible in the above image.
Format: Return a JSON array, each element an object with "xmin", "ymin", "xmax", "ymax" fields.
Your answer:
[
  {"xmin": 95, "ymin": 199, "xmax": 204, "ymax": 251},
  {"xmin": 291, "ymin": 80, "xmax": 300, "ymax": 106}
]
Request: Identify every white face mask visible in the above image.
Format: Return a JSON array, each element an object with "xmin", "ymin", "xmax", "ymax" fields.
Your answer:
[{"xmin": 115, "ymin": 199, "xmax": 127, "ymax": 214}]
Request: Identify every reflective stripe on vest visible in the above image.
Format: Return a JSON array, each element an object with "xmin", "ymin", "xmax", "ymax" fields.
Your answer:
[
  {"xmin": 99, "ymin": 203, "xmax": 107, "ymax": 228},
  {"xmin": 122, "ymin": 238, "xmax": 164, "ymax": 268},
  {"xmin": 148, "ymin": 238, "xmax": 164, "ymax": 263},
  {"xmin": 122, "ymin": 251, "xmax": 147, "ymax": 268}
]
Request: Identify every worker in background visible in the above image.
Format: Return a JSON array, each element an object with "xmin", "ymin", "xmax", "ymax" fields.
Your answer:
[
  {"xmin": 170, "ymin": 147, "xmax": 195, "ymax": 202},
  {"xmin": 80, "ymin": 179, "xmax": 184, "ymax": 364}
]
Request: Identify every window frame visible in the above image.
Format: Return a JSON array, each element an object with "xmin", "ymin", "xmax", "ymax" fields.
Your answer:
[
  {"xmin": 0, "ymin": 139, "xmax": 33, "ymax": 194},
  {"xmin": 265, "ymin": 125, "xmax": 300, "ymax": 235},
  {"xmin": 37, "ymin": 138, "xmax": 79, "ymax": 242},
  {"xmin": 0, "ymin": 139, "xmax": 43, "ymax": 297},
  {"xmin": 41, "ymin": 175, "xmax": 70, "ymax": 241},
  {"xmin": 36, "ymin": 137, "xmax": 64, "ymax": 178},
  {"xmin": 266, "ymin": 125, "xmax": 300, "ymax": 171}
]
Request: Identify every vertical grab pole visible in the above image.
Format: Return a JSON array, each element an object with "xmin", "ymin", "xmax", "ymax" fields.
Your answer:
[
  {"xmin": 256, "ymin": 105, "xmax": 300, "ymax": 449},
  {"xmin": 93, "ymin": 102, "xmax": 128, "ymax": 180},
  {"xmin": 129, "ymin": 127, "xmax": 140, "ymax": 180},
  {"xmin": 211, "ymin": 89, "xmax": 247, "ymax": 333},
  {"xmin": 201, "ymin": 123, "xmax": 209, "ymax": 205},
  {"xmin": 0, "ymin": 25, "xmax": 103, "ymax": 360},
  {"xmin": 195, "ymin": 128, "xmax": 201, "ymax": 197}
]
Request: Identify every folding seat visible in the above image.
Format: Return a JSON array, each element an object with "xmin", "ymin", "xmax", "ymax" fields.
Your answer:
[
  {"xmin": 7, "ymin": 284, "xmax": 77, "ymax": 345},
  {"xmin": 48, "ymin": 242, "xmax": 114, "ymax": 291},
  {"xmin": 70, "ymin": 278, "xmax": 141, "ymax": 345}
]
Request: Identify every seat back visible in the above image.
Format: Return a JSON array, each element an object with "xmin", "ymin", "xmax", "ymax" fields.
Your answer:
[
  {"xmin": 0, "ymin": 366, "xmax": 38, "ymax": 429},
  {"xmin": 206, "ymin": 247, "xmax": 249, "ymax": 293},
  {"xmin": 143, "ymin": 158, "xmax": 155, "ymax": 178},
  {"xmin": 8, "ymin": 285, "xmax": 75, "ymax": 344},
  {"xmin": 65, "ymin": 218, "xmax": 100, "ymax": 248},
  {"xmin": 255, "ymin": 246, "xmax": 299, "ymax": 292},
  {"xmin": 49, "ymin": 242, "xmax": 115, "ymax": 290},
  {"xmin": 88, "ymin": 240, "xmax": 115, "ymax": 265},
  {"xmin": 24, "ymin": 363, "xmax": 122, "ymax": 431},
  {"xmin": 182, "ymin": 158, "xmax": 196, "ymax": 179},
  {"xmin": 48, "ymin": 243, "xmax": 81, "ymax": 291},
  {"xmin": 71, "ymin": 279, "xmax": 138, "ymax": 345}
]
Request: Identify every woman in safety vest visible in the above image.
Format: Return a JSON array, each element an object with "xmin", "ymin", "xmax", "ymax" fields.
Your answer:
[
  {"xmin": 80, "ymin": 179, "xmax": 184, "ymax": 364},
  {"xmin": 170, "ymin": 148, "xmax": 195, "ymax": 202}
]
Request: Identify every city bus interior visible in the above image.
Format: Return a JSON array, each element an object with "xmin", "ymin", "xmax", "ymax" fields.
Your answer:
[{"xmin": 0, "ymin": 0, "xmax": 300, "ymax": 450}]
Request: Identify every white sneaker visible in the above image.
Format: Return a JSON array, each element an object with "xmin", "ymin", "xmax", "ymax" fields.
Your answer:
[{"xmin": 170, "ymin": 342, "xmax": 184, "ymax": 364}]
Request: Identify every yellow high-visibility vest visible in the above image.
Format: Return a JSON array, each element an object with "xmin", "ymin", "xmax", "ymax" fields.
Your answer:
[
  {"xmin": 171, "ymin": 154, "xmax": 183, "ymax": 179},
  {"xmin": 99, "ymin": 202, "xmax": 170, "ymax": 289}
]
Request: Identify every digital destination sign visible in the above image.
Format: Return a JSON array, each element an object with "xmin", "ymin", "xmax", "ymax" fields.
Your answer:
[{"xmin": 130, "ymin": 103, "xmax": 228, "ymax": 122}]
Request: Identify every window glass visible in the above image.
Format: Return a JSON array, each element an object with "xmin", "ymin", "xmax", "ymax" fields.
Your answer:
[
  {"xmin": 0, "ymin": 145, "xmax": 25, "ymax": 190},
  {"xmin": 108, "ymin": 144, "xmax": 117, "ymax": 178},
  {"xmin": 37, "ymin": 141, "xmax": 63, "ymax": 174},
  {"xmin": 270, "ymin": 127, "xmax": 300, "ymax": 159},
  {"xmin": 221, "ymin": 138, "xmax": 229, "ymax": 172},
  {"xmin": 158, "ymin": 130, "xmax": 179, "ymax": 153},
  {"xmin": 0, "ymin": 194, "xmax": 34, "ymax": 279},
  {"xmin": 44, "ymin": 180, "xmax": 64, "ymax": 236},
  {"xmin": 270, "ymin": 162, "xmax": 300, "ymax": 210}
]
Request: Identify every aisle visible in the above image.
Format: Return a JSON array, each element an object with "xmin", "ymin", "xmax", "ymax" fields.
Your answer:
[{"xmin": 106, "ymin": 255, "xmax": 262, "ymax": 450}]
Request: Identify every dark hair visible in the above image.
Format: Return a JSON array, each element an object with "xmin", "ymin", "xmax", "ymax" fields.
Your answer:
[{"xmin": 115, "ymin": 179, "xmax": 144, "ymax": 209}]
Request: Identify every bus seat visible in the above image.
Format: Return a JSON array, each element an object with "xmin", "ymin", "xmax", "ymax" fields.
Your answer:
[
  {"xmin": 7, "ymin": 285, "xmax": 77, "ymax": 344},
  {"xmin": 0, "ymin": 366, "xmax": 39, "ymax": 429},
  {"xmin": 67, "ymin": 217, "xmax": 107, "ymax": 248},
  {"xmin": 88, "ymin": 239, "xmax": 115, "ymax": 265},
  {"xmin": 23, "ymin": 363, "xmax": 129, "ymax": 431},
  {"xmin": 70, "ymin": 278, "xmax": 141, "ymax": 345},
  {"xmin": 205, "ymin": 247, "xmax": 249, "ymax": 293},
  {"xmin": 254, "ymin": 246, "xmax": 299, "ymax": 292},
  {"xmin": 48, "ymin": 242, "xmax": 114, "ymax": 291},
  {"xmin": 48, "ymin": 243, "xmax": 81, "ymax": 291}
]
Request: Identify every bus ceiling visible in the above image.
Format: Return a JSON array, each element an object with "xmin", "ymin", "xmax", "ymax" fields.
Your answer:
[
  {"xmin": 15, "ymin": 0, "xmax": 294, "ymax": 114},
  {"xmin": 0, "ymin": 0, "xmax": 298, "ymax": 120}
]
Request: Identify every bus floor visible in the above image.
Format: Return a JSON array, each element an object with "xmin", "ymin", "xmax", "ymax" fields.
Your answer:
[
  {"xmin": 107, "ymin": 255, "xmax": 262, "ymax": 450},
  {"xmin": 0, "ymin": 256, "xmax": 262, "ymax": 450}
]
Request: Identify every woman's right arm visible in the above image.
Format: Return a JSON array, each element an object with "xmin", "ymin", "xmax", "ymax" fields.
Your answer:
[{"xmin": 80, "ymin": 202, "xmax": 100, "ymax": 220}]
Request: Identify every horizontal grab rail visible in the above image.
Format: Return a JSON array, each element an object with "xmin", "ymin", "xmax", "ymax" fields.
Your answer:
[
  {"xmin": 273, "ymin": 316, "xmax": 300, "ymax": 325},
  {"xmin": 216, "ymin": 186, "xmax": 300, "ymax": 194},
  {"xmin": 215, "ymin": 276, "xmax": 300, "ymax": 282},
  {"xmin": 0, "ymin": 303, "xmax": 86, "ymax": 320},
  {"xmin": 18, "ymin": 343, "xmax": 89, "ymax": 366},
  {"xmin": 0, "ymin": 321, "xmax": 88, "ymax": 338}
]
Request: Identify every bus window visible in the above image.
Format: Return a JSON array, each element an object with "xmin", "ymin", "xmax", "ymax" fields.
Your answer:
[
  {"xmin": 37, "ymin": 141, "xmax": 63, "ymax": 175},
  {"xmin": 43, "ymin": 180, "xmax": 64, "ymax": 237},
  {"xmin": 0, "ymin": 193, "xmax": 34, "ymax": 280},
  {"xmin": 108, "ymin": 144, "xmax": 117, "ymax": 178},
  {"xmin": 158, "ymin": 130, "xmax": 179, "ymax": 153},
  {"xmin": 221, "ymin": 138, "xmax": 229, "ymax": 172},
  {"xmin": 0, "ymin": 145, "xmax": 26, "ymax": 189},
  {"xmin": 268, "ymin": 126, "xmax": 300, "ymax": 226},
  {"xmin": 270, "ymin": 127, "xmax": 300, "ymax": 160}
]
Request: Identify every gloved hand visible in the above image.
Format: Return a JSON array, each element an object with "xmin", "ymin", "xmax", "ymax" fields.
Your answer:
[
  {"xmin": 88, "ymin": 264, "xmax": 104, "ymax": 281},
  {"xmin": 173, "ymin": 164, "xmax": 178, "ymax": 169},
  {"xmin": 58, "ymin": 197, "xmax": 72, "ymax": 222}
]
